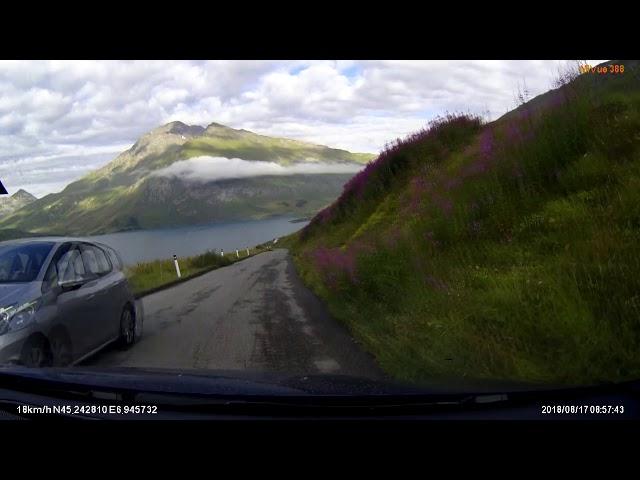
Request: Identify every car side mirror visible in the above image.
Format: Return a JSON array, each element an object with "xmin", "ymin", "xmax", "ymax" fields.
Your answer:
[{"xmin": 58, "ymin": 278, "xmax": 84, "ymax": 292}]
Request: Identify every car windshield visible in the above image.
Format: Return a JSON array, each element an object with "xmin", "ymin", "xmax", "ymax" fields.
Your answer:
[
  {"xmin": 0, "ymin": 59, "xmax": 638, "ymax": 401},
  {"xmin": 0, "ymin": 243, "xmax": 54, "ymax": 283}
]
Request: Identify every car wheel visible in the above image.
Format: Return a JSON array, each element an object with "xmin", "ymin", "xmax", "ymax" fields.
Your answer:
[
  {"xmin": 50, "ymin": 332, "xmax": 73, "ymax": 366},
  {"xmin": 20, "ymin": 336, "xmax": 52, "ymax": 367},
  {"xmin": 118, "ymin": 307, "xmax": 136, "ymax": 349}
]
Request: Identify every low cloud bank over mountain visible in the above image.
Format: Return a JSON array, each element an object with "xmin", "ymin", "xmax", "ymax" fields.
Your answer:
[{"xmin": 153, "ymin": 156, "xmax": 363, "ymax": 183}]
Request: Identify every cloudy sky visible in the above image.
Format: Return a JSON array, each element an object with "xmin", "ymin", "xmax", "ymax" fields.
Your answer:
[{"xmin": 0, "ymin": 60, "xmax": 605, "ymax": 197}]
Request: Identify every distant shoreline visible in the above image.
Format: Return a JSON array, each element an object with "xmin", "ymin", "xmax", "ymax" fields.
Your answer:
[{"xmin": 0, "ymin": 216, "xmax": 312, "ymax": 241}]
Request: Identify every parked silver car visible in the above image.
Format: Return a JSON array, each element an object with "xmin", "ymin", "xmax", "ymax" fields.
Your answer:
[{"xmin": 0, "ymin": 238, "xmax": 143, "ymax": 367}]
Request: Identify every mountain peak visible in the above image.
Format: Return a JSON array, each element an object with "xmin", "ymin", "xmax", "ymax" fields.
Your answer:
[
  {"xmin": 125, "ymin": 121, "xmax": 206, "ymax": 158},
  {"xmin": 11, "ymin": 189, "xmax": 36, "ymax": 200},
  {"xmin": 153, "ymin": 121, "xmax": 205, "ymax": 137},
  {"xmin": 0, "ymin": 187, "xmax": 36, "ymax": 217},
  {"xmin": 203, "ymin": 121, "xmax": 245, "ymax": 139},
  {"xmin": 204, "ymin": 121, "xmax": 235, "ymax": 134},
  {"xmin": 205, "ymin": 121, "xmax": 230, "ymax": 129}
]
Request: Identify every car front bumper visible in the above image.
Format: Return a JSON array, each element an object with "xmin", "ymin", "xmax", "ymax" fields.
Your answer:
[{"xmin": 0, "ymin": 327, "xmax": 34, "ymax": 365}]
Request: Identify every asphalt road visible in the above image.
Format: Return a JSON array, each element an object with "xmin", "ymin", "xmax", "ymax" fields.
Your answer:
[{"xmin": 84, "ymin": 249, "xmax": 384, "ymax": 379}]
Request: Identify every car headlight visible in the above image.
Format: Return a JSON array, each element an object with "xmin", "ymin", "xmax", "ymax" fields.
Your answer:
[{"xmin": 0, "ymin": 300, "xmax": 40, "ymax": 336}]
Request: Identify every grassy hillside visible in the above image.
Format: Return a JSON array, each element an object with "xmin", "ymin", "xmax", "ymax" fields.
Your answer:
[
  {"xmin": 182, "ymin": 123, "xmax": 373, "ymax": 166},
  {"xmin": 0, "ymin": 122, "xmax": 374, "ymax": 237},
  {"xmin": 290, "ymin": 61, "xmax": 640, "ymax": 386}
]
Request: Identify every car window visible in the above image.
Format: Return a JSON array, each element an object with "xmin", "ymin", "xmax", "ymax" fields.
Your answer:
[
  {"xmin": 80, "ymin": 244, "xmax": 111, "ymax": 276},
  {"xmin": 94, "ymin": 246, "xmax": 112, "ymax": 274},
  {"xmin": 0, "ymin": 242, "xmax": 54, "ymax": 283},
  {"xmin": 105, "ymin": 247, "xmax": 122, "ymax": 271},
  {"xmin": 42, "ymin": 243, "xmax": 71, "ymax": 292},
  {"xmin": 56, "ymin": 247, "xmax": 86, "ymax": 283},
  {"xmin": 42, "ymin": 259, "xmax": 58, "ymax": 292},
  {"xmin": 79, "ymin": 244, "xmax": 99, "ymax": 277}
]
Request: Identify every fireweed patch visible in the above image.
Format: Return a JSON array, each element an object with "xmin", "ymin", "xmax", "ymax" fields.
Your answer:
[
  {"xmin": 310, "ymin": 246, "xmax": 358, "ymax": 288},
  {"xmin": 304, "ymin": 114, "xmax": 482, "ymax": 235}
]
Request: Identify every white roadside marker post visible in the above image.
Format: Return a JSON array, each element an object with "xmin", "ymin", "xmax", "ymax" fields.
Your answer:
[
  {"xmin": 220, "ymin": 249, "xmax": 224, "ymax": 257},
  {"xmin": 246, "ymin": 248, "xmax": 249, "ymax": 256},
  {"xmin": 173, "ymin": 254, "xmax": 181, "ymax": 278},
  {"xmin": 236, "ymin": 249, "xmax": 239, "ymax": 258}
]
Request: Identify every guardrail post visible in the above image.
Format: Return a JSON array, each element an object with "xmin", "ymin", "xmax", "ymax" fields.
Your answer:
[{"xmin": 173, "ymin": 254, "xmax": 181, "ymax": 278}]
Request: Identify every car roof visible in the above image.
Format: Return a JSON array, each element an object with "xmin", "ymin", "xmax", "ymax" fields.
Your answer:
[{"xmin": 0, "ymin": 236, "xmax": 112, "ymax": 248}]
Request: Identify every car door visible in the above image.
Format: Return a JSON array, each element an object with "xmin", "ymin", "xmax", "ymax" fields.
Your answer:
[
  {"xmin": 53, "ymin": 243, "xmax": 102, "ymax": 360},
  {"xmin": 79, "ymin": 243, "xmax": 120, "ymax": 344},
  {"xmin": 97, "ymin": 245, "xmax": 125, "ymax": 340},
  {"xmin": 102, "ymin": 245, "xmax": 133, "ymax": 334},
  {"xmin": 77, "ymin": 243, "xmax": 115, "ymax": 349}
]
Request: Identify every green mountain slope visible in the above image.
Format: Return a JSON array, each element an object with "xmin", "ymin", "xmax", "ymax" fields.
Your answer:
[
  {"xmin": 0, "ymin": 122, "xmax": 374, "ymax": 236},
  {"xmin": 290, "ymin": 60, "xmax": 640, "ymax": 386}
]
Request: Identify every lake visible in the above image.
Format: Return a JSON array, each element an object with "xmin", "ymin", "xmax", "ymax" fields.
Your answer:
[{"xmin": 82, "ymin": 217, "xmax": 309, "ymax": 266}]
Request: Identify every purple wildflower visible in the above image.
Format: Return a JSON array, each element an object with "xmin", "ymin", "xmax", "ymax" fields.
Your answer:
[
  {"xmin": 311, "ymin": 246, "xmax": 359, "ymax": 288},
  {"xmin": 549, "ymin": 92, "xmax": 567, "ymax": 109},
  {"xmin": 506, "ymin": 121, "xmax": 522, "ymax": 143},
  {"xmin": 519, "ymin": 109, "xmax": 532, "ymax": 122},
  {"xmin": 406, "ymin": 175, "xmax": 436, "ymax": 214},
  {"xmin": 425, "ymin": 274, "xmax": 449, "ymax": 292},
  {"xmin": 431, "ymin": 194, "xmax": 454, "ymax": 217},
  {"xmin": 425, "ymin": 231, "xmax": 440, "ymax": 248},
  {"xmin": 479, "ymin": 128, "xmax": 495, "ymax": 160},
  {"xmin": 469, "ymin": 220, "xmax": 482, "ymax": 236},
  {"xmin": 384, "ymin": 228, "xmax": 403, "ymax": 248},
  {"xmin": 511, "ymin": 163, "xmax": 524, "ymax": 179},
  {"xmin": 444, "ymin": 177, "xmax": 462, "ymax": 191}
]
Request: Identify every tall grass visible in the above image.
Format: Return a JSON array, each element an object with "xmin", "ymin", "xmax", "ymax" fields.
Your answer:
[
  {"xmin": 292, "ymin": 64, "xmax": 640, "ymax": 386},
  {"xmin": 126, "ymin": 246, "xmax": 270, "ymax": 295}
]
